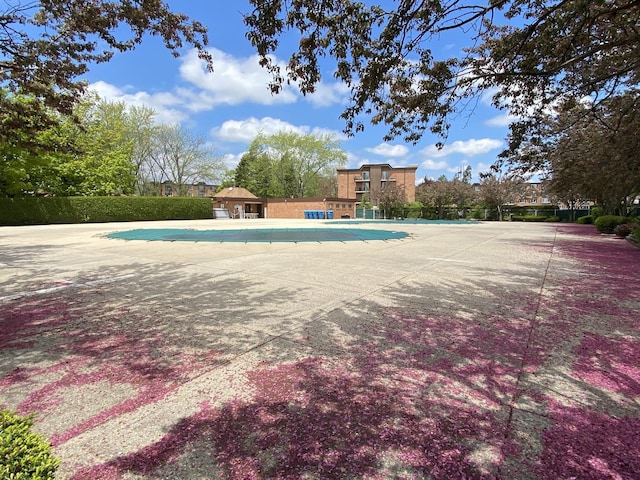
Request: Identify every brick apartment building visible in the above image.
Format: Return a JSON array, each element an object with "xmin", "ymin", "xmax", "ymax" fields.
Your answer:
[
  {"xmin": 160, "ymin": 181, "xmax": 218, "ymax": 198},
  {"xmin": 515, "ymin": 182, "xmax": 553, "ymax": 206},
  {"xmin": 337, "ymin": 163, "xmax": 418, "ymax": 206}
]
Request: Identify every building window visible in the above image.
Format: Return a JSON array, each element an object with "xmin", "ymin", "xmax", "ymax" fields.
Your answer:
[
  {"xmin": 362, "ymin": 172, "xmax": 370, "ymax": 180},
  {"xmin": 381, "ymin": 171, "xmax": 389, "ymax": 180}
]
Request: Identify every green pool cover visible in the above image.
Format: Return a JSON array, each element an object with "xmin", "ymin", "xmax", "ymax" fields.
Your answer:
[{"xmin": 107, "ymin": 228, "xmax": 409, "ymax": 243}]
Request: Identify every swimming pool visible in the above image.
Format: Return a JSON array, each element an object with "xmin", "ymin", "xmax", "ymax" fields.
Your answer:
[{"xmin": 107, "ymin": 227, "xmax": 409, "ymax": 243}]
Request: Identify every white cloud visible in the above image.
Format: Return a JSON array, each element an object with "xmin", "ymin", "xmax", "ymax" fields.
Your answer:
[
  {"xmin": 420, "ymin": 159, "xmax": 449, "ymax": 170},
  {"xmin": 344, "ymin": 152, "xmax": 368, "ymax": 169},
  {"xmin": 420, "ymin": 138, "xmax": 503, "ymax": 159},
  {"xmin": 306, "ymin": 81, "xmax": 350, "ymax": 107},
  {"xmin": 365, "ymin": 143, "xmax": 410, "ymax": 158},
  {"xmin": 210, "ymin": 117, "xmax": 344, "ymax": 144},
  {"xmin": 179, "ymin": 48, "xmax": 299, "ymax": 107},
  {"xmin": 220, "ymin": 153, "xmax": 243, "ymax": 170},
  {"xmin": 485, "ymin": 113, "xmax": 517, "ymax": 127},
  {"xmin": 88, "ymin": 81, "xmax": 187, "ymax": 124},
  {"xmin": 475, "ymin": 162, "xmax": 494, "ymax": 175}
]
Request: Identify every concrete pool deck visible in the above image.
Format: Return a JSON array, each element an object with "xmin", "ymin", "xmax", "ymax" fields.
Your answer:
[{"xmin": 1, "ymin": 219, "xmax": 639, "ymax": 479}]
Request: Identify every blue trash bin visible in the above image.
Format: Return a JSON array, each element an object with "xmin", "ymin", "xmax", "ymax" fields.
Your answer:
[
  {"xmin": 304, "ymin": 210, "xmax": 310, "ymax": 219},
  {"xmin": 327, "ymin": 210, "xmax": 334, "ymax": 219}
]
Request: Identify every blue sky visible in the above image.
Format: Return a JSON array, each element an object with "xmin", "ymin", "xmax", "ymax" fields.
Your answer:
[{"xmin": 84, "ymin": 1, "xmax": 514, "ymax": 184}]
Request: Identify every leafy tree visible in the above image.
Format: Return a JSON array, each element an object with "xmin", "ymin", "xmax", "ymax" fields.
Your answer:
[
  {"xmin": 1, "ymin": 0, "xmax": 212, "ymax": 149},
  {"xmin": 511, "ymin": 93, "xmax": 640, "ymax": 215},
  {"xmin": 462, "ymin": 165, "xmax": 472, "ymax": 184},
  {"xmin": 477, "ymin": 173, "xmax": 522, "ymax": 221},
  {"xmin": 0, "ymin": 91, "xmax": 71, "ymax": 196},
  {"xmin": 234, "ymin": 141, "xmax": 275, "ymax": 197},
  {"xmin": 374, "ymin": 183, "xmax": 408, "ymax": 219},
  {"xmin": 416, "ymin": 175, "xmax": 476, "ymax": 219},
  {"xmin": 244, "ymin": 1, "xmax": 639, "ymax": 145},
  {"xmin": 147, "ymin": 124, "xmax": 226, "ymax": 196},
  {"xmin": 0, "ymin": 93, "xmax": 159, "ymax": 197},
  {"xmin": 32, "ymin": 96, "xmax": 140, "ymax": 196},
  {"xmin": 218, "ymin": 169, "xmax": 238, "ymax": 190},
  {"xmin": 236, "ymin": 132, "xmax": 347, "ymax": 198}
]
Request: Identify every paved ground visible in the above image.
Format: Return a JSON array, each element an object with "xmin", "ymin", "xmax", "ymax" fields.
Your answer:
[{"xmin": 1, "ymin": 219, "xmax": 639, "ymax": 479}]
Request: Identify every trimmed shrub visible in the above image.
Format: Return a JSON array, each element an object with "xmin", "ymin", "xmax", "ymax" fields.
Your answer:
[
  {"xmin": 591, "ymin": 206, "xmax": 605, "ymax": 219},
  {"xmin": 511, "ymin": 215, "xmax": 549, "ymax": 222},
  {"xmin": 594, "ymin": 215, "xmax": 627, "ymax": 234},
  {"xmin": 0, "ymin": 196, "xmax": 213, "ymax": 226},
  {"xmin": 544, "ymin": 216, "xmax": 561, "ymax": 222},
  {"xmin": 0, "ymin": 409, "xmax": 59, "ymax": 480},
  {"xmin": 576, "ymin": 215, "xmax": 593, "ymax": 224},
  {"xmin": 613, "ymin": 222, "xmax": 638, "ymax": 238}
]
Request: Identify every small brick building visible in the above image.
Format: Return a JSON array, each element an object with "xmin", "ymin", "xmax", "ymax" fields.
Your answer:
[
  {"xmin": 265, "ymin": 197, "xmax": 356, "ymax": 219},
  {"xmin": 211, "ymin": 187, "xmax": 356, "ymax": 219}
]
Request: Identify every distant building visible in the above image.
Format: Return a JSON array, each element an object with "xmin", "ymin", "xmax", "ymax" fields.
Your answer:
[
  {"xmin": 212, "ymin": 186, "xmax": 263, "ymax": 218},
  {"xmin": 160, "ymin": 181, "xmax": 218, "ymax": 198},
  {"xmin": 337, "ymin": 163, "xmax": 418, "ymax": 206},
  {"xmin": 514, "ymin": 182, "xmax": 553, "ymax": 206},
  {"xmin": 211, "ymin": 186, "xmax": 356, "ymax": 219}
]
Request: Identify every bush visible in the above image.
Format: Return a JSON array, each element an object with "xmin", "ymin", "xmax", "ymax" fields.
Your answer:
[
  {"xmin": 613, "ymin": 222, "xmax": 638, "ymax": 238},
  {"xmin": 544, "ymin": 216, "xmax": 561, "ymax": 222},
  {"xmin": 591, "ymin": 206, "xmax": 605, "ymax": 219},
  {"xmin": 576, "ymin": 215, "xmax": 593, "ymax": 224},
  {"xmin": 0, "ymin": 196, "xmax": 213, "ymax": 226},
  {"xmin": 402, "ymin": 203, "xmax": 424, "ymax": 219},
  {"xmin": 0, "ymin": 410, "xmax": 59, "ymax": 480},
  {"xmin": 511, "ymin": 215, "xmax": 549, "ymax": 222},
  {"xmin": 594, "ymin": 215, "xmax": 627, "ymax": 234}
]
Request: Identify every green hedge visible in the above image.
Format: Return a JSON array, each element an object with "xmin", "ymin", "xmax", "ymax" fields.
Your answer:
[
  {"xmin": 0, "ymin": 197, "xmax": 213, "ymax": 226},
  {"xmin": 0, "ymin": 409, "xmax": 59, "ymax": 480},
  {"xmin": 594, "ymin": 215, "xmax": 628, "ymax": 234},
  {"xmin": 576, "ymin": 215, "xmax": 594, "ymax": 224},
  {"xmin": 511, "ymin": 215, "xmax": 549, "ymax": 222},
  {"xmin": 629, "ymin": 225, "xmax": 640, "ymax": 246}
]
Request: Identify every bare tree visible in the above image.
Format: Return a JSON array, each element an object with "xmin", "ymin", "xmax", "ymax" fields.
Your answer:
[{"xmin": 148, "ymin": 124, "xmax": 226, "ymax": 196}]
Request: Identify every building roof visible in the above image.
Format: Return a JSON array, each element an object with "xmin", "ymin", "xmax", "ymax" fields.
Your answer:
[
  {"xmin": 266, "ymin": 197, "xmax": 356, "ymax": 203},
  {"xmin": 337, "ymin": 163, "xmax": 419, "ymax": 171},
  {"xmin": 212, "ymin": 186, "xmax": 258, "ymax": 199}
]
